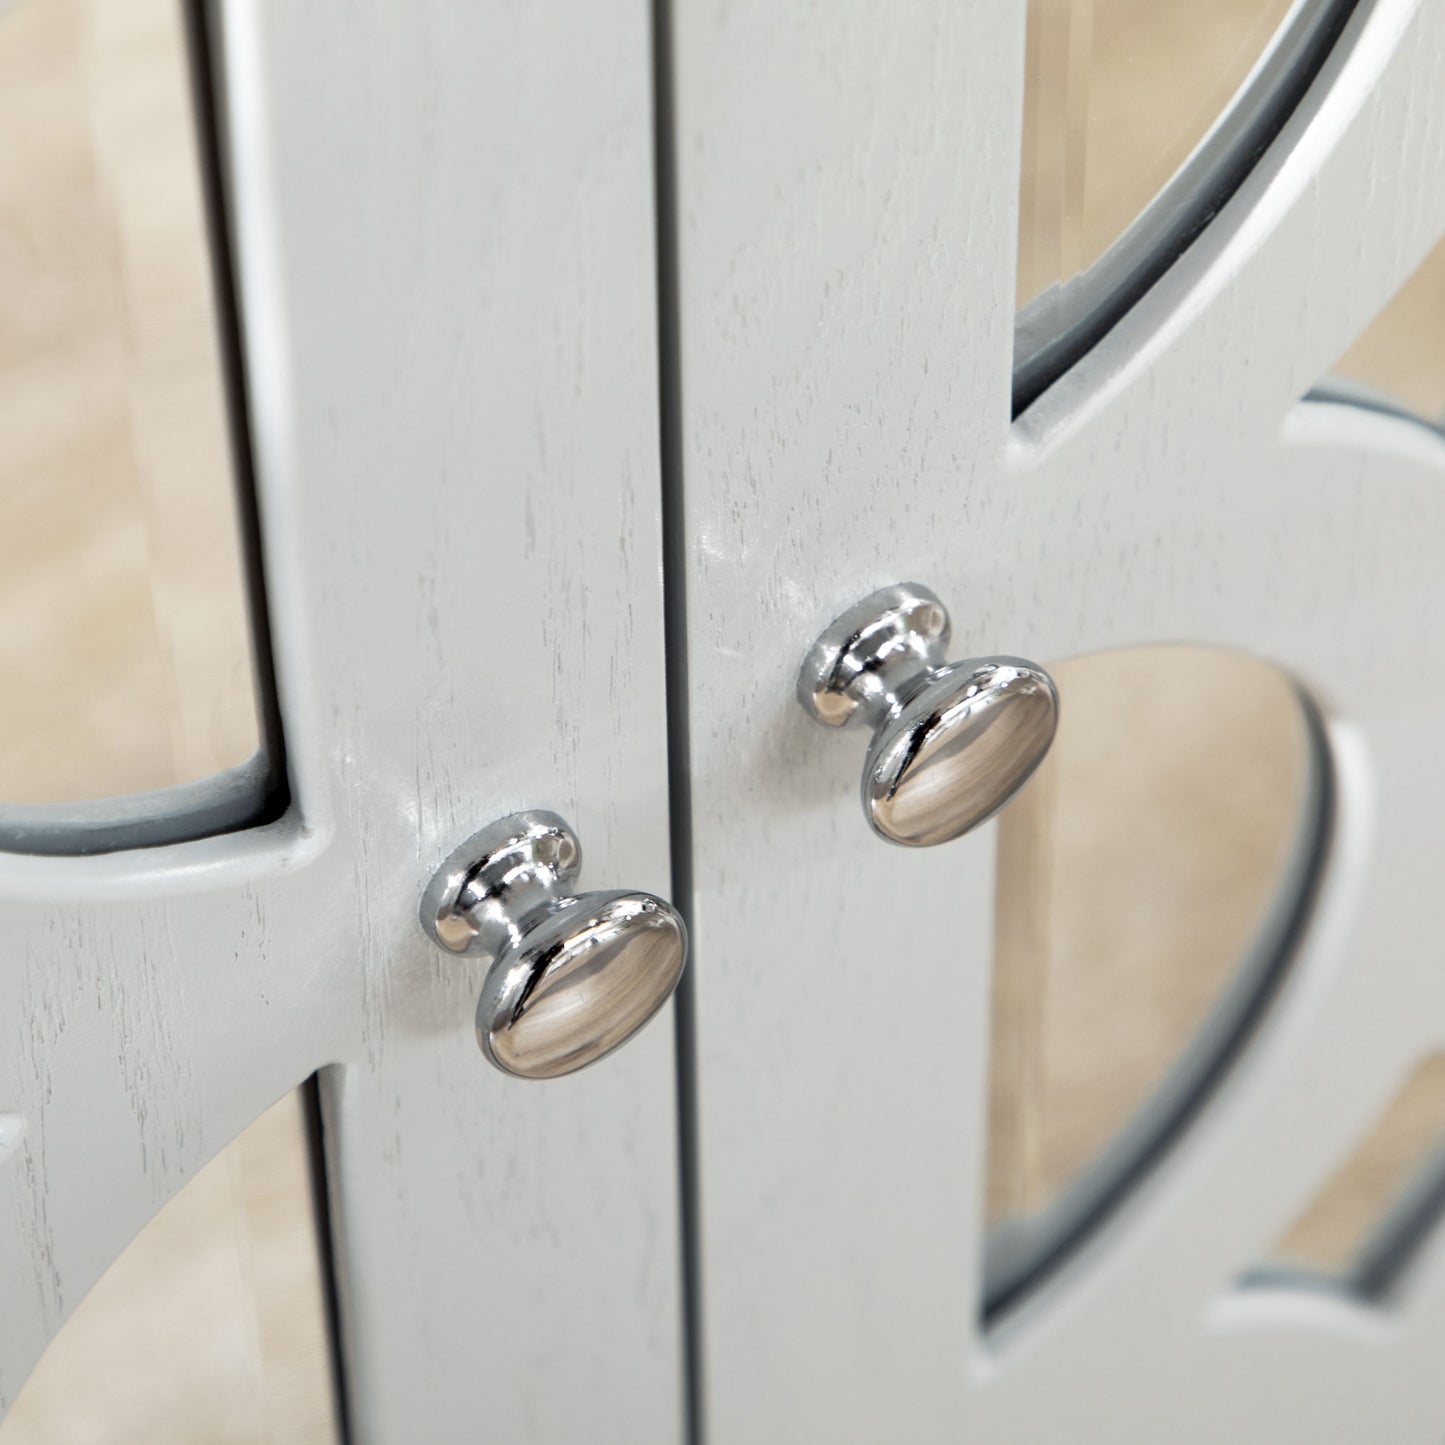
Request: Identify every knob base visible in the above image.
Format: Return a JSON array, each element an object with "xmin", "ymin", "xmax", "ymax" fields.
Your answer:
[
  {"xmin": 420, "ymin": 810, "xmax": 581, "ymax": 962},
  {"xmin": 421, "ymin": 810, "xmax": 688, "ymax": 1078},
  {"xmin": 798, "ymin": 582, "xmax": 951, "ymax": 729},
  {"xmin": 798, "ymin": 582, "xmax": 1060, "ymax": 848}
]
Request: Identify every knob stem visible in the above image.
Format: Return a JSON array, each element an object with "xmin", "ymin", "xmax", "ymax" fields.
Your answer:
[
  {"xmin": 798, "ymin": 582, "xmax": 952, "ymax": 729},
  {"xmin": 421, "ymin": 810, "xmax": 581, "ymax": 964},
  {"xmin": 799, "ymin": 583, "xmax": 1059, "ymax": 847},
  {"xmin": 420, "ymin": 811, "xmax": 688, "ymax": 1078}
]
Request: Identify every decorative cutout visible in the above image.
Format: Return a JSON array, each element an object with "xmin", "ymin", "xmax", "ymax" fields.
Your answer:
[
  {"xmin": 0, "ymin": 0, "xmax": 271, "ymax": 845},
  {"xmin": 0, "ymin": 1091, "xmax": 341, "ymax": 1443},
  {"xmin": 1250, "ymin": 1055, "xmax": 1445, "ymax": 1298},
  {"xmin": 1315, "ymin": 239, "xmax": 1445, "ymax": 428},
  {"xmin": 986, "ymin": 646, "xmax": 1328, "ymax": 1318},
  {"xmin": 1014, "ymin": 0, "xmax": 1358, "ymax": 413}
]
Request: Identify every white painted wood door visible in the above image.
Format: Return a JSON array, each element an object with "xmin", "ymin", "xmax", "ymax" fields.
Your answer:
[
  {"xmin": 664, "ymin": 0, "xmax": 1445, "ymax": 1441},
  {"xmin": 9, "ymin": 4, "xmax": 1445, "ymax": 1442},
  {"xmin": 0, "ymin": 3, "xmax": 682, "ymax": 1443}
]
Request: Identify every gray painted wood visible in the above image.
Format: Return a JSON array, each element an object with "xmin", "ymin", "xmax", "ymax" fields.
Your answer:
[
  {"xmin": 0, "ymin": 3, "xmax": 682, "ymax": 1442},
  {"xmin": 668, "ymin": 0, "xmax": 1445, "ymax": 1439}
]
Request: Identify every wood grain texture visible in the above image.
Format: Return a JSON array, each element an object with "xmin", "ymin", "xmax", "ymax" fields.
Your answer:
[
  {"xmin": 0, "ymin": 2, "xmax": 682, "ymax": 1442},
  {"xmin": 1271, "ymin": 1052, "xmax": 1445, "ymax": 1275},
  {"xmin": 2, "ymin": 1092, "xmax": 339, "ymax": 1444},
  {"xmin": 0, "ymin": 0, "xmax": 258, "ymax": 803},
  {"xmin": 1017, "ymin": 0, "xmax": 1297, "ymax": 305},
  {"xmin": 1334, "ymin": 234, "xmax": 1445, "ymax": 417},
  {"xmin": 986, "ymin": 646, "xmax": 1313, "ymax": 1226},
  {"xmin": 667, "ymin": 0, "xmax": 1445, "ymax": 1439}
]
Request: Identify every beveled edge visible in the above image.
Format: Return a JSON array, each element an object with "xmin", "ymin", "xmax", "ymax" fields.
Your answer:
[
  {"xmin": 0, "ymin": 749, "xmax": 276, "ymax": 857},
  {"xmin": 1011, "ymin": 0, "xmax": 1358, "ymax": 415}
]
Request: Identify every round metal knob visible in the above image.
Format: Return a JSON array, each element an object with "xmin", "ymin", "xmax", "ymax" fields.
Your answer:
[
  {"xmin": 419, "ymin": 811, "xmax": 687, "ymax": 1079},
  {"xmin": 798, "ymin": 583, "xmax": 1059, "ymax": 847}
]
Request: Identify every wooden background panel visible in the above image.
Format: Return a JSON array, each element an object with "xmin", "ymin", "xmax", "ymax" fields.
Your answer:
[
  {"xmin": 1012, "ymin": 0, "xmax": 1445, "ymax": 456},
  {"xmin": 2, "ymin": 1091, "xmax": 339, "ymax": 1445},
  {"xmin": 0, "ymin": 0, "xmax": 257, "ymax": 804}
]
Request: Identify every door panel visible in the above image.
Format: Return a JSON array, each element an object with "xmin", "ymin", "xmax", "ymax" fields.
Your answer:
[
  {"xmin": 1013, "ymin": 0, "xmax": 1356, "ymax": 412},
  {"xmin": 0, "ymin": 3, "xmax": 682, "ymax": 1442},
  {"xmin": 3, "ymin": 1088, "xmax": 340, "ymax": 1443},
  {"xmin": 665, "ymin": 4, "xmax": 1021, "ymax": 1436},
  {"xmin": 666, "ymin": 0, "xmax": 1445, "ymax": 1439},
  {"xmin": 219, "ymin": 3, "xmax": 682, "ymax": 1432},
  {"xmin": 0, "ymin": 0, "xmax": 275, "ymax": 850},
  {"xmin": 985, "ymin": 645, "xmax": 1325, "ymax": 1317}
]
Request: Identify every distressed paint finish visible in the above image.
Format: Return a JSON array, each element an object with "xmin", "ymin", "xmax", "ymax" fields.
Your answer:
[
  {"xmin": 0, "ymin": 3, "xmax": 682, "ymax": 1442},
  {"xmin": 668, "ymin": 0, "xmax": 1445, "ymax": 1440}
]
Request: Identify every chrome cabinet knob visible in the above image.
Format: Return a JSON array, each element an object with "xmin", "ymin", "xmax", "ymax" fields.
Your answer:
[
  {"xmin": 420, "ymin": 811, "xmax": 687, "ymax": 1079},
  {"xmin": 798, "ymin": 583, "xmax": 1059, "ymax": 847}
]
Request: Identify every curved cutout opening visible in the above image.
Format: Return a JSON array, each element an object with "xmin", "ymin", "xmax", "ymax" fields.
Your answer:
[
  {"xmin": 1, "ymin": 1088, "xmax": 340, "ymax": 1442},
  {"xmin": 1306, "ymin": 230, "xmax": 1445, "ymax": 435},
  {"xmin": 1246, "ymin": 1054, "xmax": 1445, "ymax": 1301},
  {"xmin": 984, "ymin": 645, "xmax": 1331, "ymax": 1322},
  {"xmin": 1013, "ymin": 0, "xmax": 1359, "ymax": 416},
  {"xmin": 0, "ymin": 0, "xmax": 285, "ymax": 854}
]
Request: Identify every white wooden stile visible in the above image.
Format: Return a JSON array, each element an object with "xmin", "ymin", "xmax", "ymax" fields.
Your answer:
[
  {"xmin": 667, "ymin": 0, "xmax": 1445, "ymax": 1439},
  {"xmin": 0, "ymin": 3, "xmax": 683, "ymax": 1442}
]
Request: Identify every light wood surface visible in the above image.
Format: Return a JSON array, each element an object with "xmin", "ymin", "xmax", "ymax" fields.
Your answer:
[
  {"xmin": 1334, "ymin": 241, "xmax": 1445, "ymax": 419},
  {"xmin": 988, "ymin": 646, "xmax": 1312, "ymax": 1224},
  {"xmin": 1018, "ymin": 0, "xmax": 1295, "ymax": 305},
  {"xmin": 1273, "ymin": 1052, "xmax": 1445, "ymax": 1274},
  {"xmin": 1, "ymin": 1095, "xmax": 338, "ymax": 1445},
  {"xmin": 0, "ymin": 0, "xmax": 256, "ymax": 806}
]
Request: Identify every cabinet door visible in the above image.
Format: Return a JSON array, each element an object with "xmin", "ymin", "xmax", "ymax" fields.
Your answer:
[
  {"xmin": 665, "ymin": 1, "xmax": 1445, "ymax": 1440},
  {"xmin": 0, "ymin": 3, "xmax": 682, "ymax": 1442}
]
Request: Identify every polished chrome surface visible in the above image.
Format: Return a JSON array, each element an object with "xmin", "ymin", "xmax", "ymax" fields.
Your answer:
[
  {"xmin": 799, "ymin": 583, "xmax": 1059, "ymax": 846},
  {"xmin": 420, "ymin": 810, "xmax": 687, "ymax": 1078}
]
